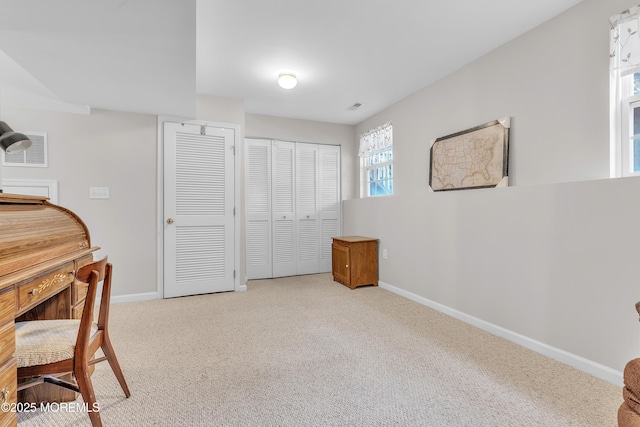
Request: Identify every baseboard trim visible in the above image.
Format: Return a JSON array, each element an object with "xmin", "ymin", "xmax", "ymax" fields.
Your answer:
[
  {"xmin": 378, "ymin": 281, "xmax": 623, "ymax": 386},
  {"xmin": 110, "ymin": 286, "xmax": 248, "ymax": 304},
  {"xmin": 110, "ymin": 292, "xmax": 160, "ymax": 304}
]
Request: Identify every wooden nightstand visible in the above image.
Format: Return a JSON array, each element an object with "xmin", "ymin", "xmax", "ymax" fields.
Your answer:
[{"xmin": 331, "ymin": 236, "xmax": 378, "ymax": 289}]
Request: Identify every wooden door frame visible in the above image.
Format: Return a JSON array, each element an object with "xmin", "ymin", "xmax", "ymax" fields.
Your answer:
[{"xmin": 156, "ymin": 116, "xmax": 246, "ymax": 298}]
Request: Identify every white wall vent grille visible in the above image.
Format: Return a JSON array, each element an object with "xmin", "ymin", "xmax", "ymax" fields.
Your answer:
[{"xmin": 1, "ymin": 132, "xmax": 48, "ymax": 167}]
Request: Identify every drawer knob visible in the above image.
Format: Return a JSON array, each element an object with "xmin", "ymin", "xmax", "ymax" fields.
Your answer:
[
  {"xmin": 29, "ymin": 289, "xmax": 39, "ymax": 296},
  {"xmin": 0, "ymin": 387, "xmax": 9, "ymax": 403},
  {"xmin": 345, "ymin": 265, "xmax": 349, "ymax": 268}
]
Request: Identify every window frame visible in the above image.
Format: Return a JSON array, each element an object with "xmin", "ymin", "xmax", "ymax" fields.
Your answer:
[
  {"xmin": 618, "ymin": 68, "xmax": 640, "ymax": 177},
  {"xmin": 359, "ymin": 123, "xmax": 393, "ymax": 198},
  {"xmin": 361, "ymin": 146, "xmax": 393, "ymax": 197}
]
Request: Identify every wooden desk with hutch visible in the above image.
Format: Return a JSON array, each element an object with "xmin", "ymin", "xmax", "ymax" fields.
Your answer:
[{"xmin": 0, "ymin": 193, "xmax": 98, "ymax": 426}]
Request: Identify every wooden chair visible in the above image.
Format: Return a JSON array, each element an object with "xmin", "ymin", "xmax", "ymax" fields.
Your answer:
[{"xmin": 15, "ymin": 257, "xmax": 131, "ymax": 427}]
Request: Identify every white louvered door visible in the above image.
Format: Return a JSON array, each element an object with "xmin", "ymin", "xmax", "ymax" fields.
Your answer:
[
  {"xmin": 319, "ymin": 144, "xmax": 341, "ymax": 272},
  {"xmin": 295, "ymin": 143, "xmax": 319, "ymax": 275},
  {"xmin": 164, "ymin": 122, "xmax": 235, "ymax": 298},
  {"xmin": 245, "ymin": 139, "xmax": 340, "ymax": 279},
  {"xmin": 272, "ymin": 140, "xmax": 297, "ymax": 278},
  {"xmin": 245, "ymin": 139, "xmax": 272, "ymax": 279}
]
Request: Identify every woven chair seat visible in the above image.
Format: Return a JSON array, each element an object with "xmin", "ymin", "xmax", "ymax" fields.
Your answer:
[
  {"xmin": 14, "ymin": 259, "xmax": 130, "ymax": 427},
  {"xmin": 15, "ymin": 319, "xmax": 97, "ymax": 368}
]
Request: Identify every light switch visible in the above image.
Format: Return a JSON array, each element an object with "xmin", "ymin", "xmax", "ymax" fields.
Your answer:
[{"xmin": 89, "ymin": 187, "xmax": 110, "ymax": 199}]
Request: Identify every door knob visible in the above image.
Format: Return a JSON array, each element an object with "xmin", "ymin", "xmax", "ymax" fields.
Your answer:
[{"xmin": 167, "ymin": 218, "xmax": 174, "ymax": 224}]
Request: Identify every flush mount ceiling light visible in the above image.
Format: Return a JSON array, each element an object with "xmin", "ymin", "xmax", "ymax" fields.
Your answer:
[{"xmin": 278, "ymin": 72, "xmax": 297, "ymax": 89}]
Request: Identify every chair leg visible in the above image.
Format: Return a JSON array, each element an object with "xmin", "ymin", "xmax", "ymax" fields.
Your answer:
[
  {"xmin": 75, "ymin": 367, "xmax": 102, "ymax": 427},
  {"xmin": 101, "ymin": 336, "xmax": 131, "ymax": 398}
]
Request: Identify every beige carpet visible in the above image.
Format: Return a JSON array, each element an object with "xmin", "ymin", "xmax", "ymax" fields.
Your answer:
[{"xmin": 18, "ymin": 273, "xmax": 621, "ymax": 426}]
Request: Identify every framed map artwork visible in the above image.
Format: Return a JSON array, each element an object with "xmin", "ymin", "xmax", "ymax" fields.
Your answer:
[{"xmin": 429, "ymin": 118, "xmax": 509, "ymax": 191}]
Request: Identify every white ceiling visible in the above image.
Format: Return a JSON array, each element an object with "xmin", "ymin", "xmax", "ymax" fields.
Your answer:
[{"xmin": 0, "ymin": 0, "xmax": 584, "ymax": 125}]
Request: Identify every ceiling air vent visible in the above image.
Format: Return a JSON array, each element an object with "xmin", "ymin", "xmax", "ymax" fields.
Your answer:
[{"xmin": 1, "ymin": 132, "xmax": 47, "ymax": 167}]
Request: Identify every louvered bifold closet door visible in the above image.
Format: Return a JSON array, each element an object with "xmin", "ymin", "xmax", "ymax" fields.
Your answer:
[
  {"xmin": 272, "ymin": 140, "xmax": 296, "ymax": 278},
  {"xmin": 164, "ymin": 122, "xmax": 235, "ymax": 298},
  {"xmin": 319, "ymin": 144, "xmax": 341, "ymax": 272},
  {"xmin": 245, "ymin": 139, "xmax": 272, "ymax": 279},
  {"xmin": 295, "ymin": 143, "xmax": 320, "ymax": 275}
]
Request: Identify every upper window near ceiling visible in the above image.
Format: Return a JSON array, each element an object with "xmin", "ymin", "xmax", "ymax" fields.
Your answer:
[
  {"xmin": 611, "ymin": 5, "xmax": 640, "ymax": 177},
  {"xmin": 359, "ymin": 122, "xmax": 393, "ymax": 197}
]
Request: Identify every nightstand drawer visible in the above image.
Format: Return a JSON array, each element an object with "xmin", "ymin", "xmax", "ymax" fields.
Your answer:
[{"xmin": 17, "ymin": 263, "xmax": 74, "ymax": 314}]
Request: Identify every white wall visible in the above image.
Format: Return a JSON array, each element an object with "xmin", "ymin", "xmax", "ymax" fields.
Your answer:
[
  {"xmin": 357, "ymin": 0, "xmax": 625, "ymax": 189},
  {"xmin": 197, "ymin": 94, "xmax": 245, "ymax": 126},
  {"xmin": 345, "ymin": 0, "xmax": 640, "ymax": 384},
  {"xmin": 2, "ymin": 107, "xmax": 158, "ymax": 299},
  {"xmin": 345, "ymin": 178, "xmax": 640, "ymax": 382}
]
